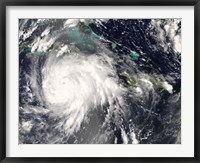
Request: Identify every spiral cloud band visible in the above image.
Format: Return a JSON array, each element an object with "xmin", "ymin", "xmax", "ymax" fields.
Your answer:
[{"xmin": 42, "ymin": 53, "xmax": 126, "ymax": 135}]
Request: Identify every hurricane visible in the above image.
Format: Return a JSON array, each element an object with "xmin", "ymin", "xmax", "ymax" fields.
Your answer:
[
  {"xmin": 42, "ymin": 52, "xmax": 127, "ymax": 135},
  {"xmin": 19, "ymin": 19, "xmax": 181, "ymax": 144}
]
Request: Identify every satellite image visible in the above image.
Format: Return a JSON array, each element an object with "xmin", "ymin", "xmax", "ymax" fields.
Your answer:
[{"xmin": 19, "ymin": 19, "xmax": 181, "ymax": 144}]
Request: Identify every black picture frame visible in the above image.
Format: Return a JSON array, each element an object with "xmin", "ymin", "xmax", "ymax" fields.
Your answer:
[{"xmin": 0, "ymin": 0, "xmax": 200, "ymax": 162}]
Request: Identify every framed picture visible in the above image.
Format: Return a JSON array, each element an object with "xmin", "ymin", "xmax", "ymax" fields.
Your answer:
[{"xmin": 1, "ymin": 0, "xmax": 200, "ymax": 162}]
